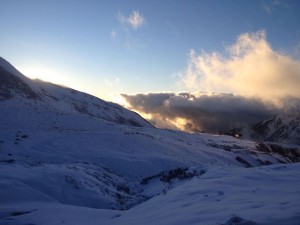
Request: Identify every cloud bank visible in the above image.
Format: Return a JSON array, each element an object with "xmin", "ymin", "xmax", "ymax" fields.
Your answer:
[
  {"xmin": 122, "ymin": 31, "xmax": 300, "ymax": 133},
  {"xmin": 122, "ymin": 92, "xmax": 283, "ymax": 133}
]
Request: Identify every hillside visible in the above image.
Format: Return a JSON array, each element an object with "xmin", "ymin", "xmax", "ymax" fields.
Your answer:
[
  {"xmin": 0, "ymin": 57, "xmax": 299, "ymax": 225},
  {"xmin": 250, "ymin": 114, "xmax": 300, "ymax": 145},
  {"xmin": 0, "ymin": 57, "xmax": 152, "ymax": 129}
]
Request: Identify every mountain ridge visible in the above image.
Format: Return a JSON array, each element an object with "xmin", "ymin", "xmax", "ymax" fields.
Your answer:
[
  {"xmin": 0, "ymin": 57, "xmax": 152, "ymax": 128},
  {"xmin": 236, "ymin": 113, "xmax": 300, "ymax": 145}
]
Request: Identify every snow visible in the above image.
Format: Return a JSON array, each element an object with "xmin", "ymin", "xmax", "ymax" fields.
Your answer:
[
  {"xmin": 1, "ymin": 123, "xmax": 299, "ymax": 224},
  {"xmin": 1, "ymin": 164, "xmax": 299, "ymax": 225},
  {"xmin": 243, "ymin": 113, "xmax": 300, "ymax": 145},
  {"xmin": 114, "ymin": 164, "xmax": 300, "ymax": 225}
]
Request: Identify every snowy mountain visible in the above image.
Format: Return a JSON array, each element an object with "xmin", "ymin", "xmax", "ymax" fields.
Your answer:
[
  {"xmin": 250, "ymin": 114, "xmax": 300, "ymax": 145},
  {"xmin": 0, "ymin": 57, "xmax": 299, "ymax": 225},
  {"xmin": 0, "ymin": 57, "xmax": 152, "ymax": 128}
]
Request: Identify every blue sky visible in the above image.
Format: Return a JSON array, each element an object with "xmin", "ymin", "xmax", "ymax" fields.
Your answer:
[{"xmin": 0, "ymin": 0, "xmax": 300, "ymax": 103}]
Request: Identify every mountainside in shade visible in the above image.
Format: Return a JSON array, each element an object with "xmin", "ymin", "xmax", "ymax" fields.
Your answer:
[
  {"xmin": 238, "ymin": 114, "xmax": 300, "ymax": 145},
  {"xmin": 251, "ymin": 114, "xmax": 300, "ymax": 144},
  {"xmin": 0, "ymin": 57, "xmax": 152, "ymax": 129},
  {"xmin": 0, "ymin": 57, "xmax": 299, "ymax": 225}
]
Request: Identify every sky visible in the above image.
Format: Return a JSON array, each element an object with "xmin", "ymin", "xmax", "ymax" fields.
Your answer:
[{"xmin": 1, "ymin": 0, "xmax": 300, "ymax": 132}]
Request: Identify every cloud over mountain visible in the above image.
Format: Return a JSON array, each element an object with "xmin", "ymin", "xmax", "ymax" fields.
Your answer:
[
  {"xmin": 122, "ymin": 31, "xmax": 300, "ymax": 133},
  {"xmin": 122, "ymin": 92, "xmax": 284, "ymax": 133}
]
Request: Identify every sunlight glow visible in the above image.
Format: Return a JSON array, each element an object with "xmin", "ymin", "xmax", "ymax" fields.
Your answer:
[
  {"xmin": 171, "ymin": 117, "xmax": 188, "ymax": 131},
  {"xmin": 16, "ymin": 65, "xmax": 92, "ymax": 96},
  {"xmin": 110, "ymin": 94, "xmax": 131, "ymax": 107},
  {"xmin": 17, "ymin": 66, "xmax": 69, "ymax": 86}
]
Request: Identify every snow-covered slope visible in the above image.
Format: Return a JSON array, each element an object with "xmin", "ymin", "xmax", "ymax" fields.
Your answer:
[
  {"xmin": 1, "ymin": 163, "xmax": 299, "ymax": 225},
  {"xmin": 1, "ymin": 57, "xmax": 299, "ymax": 225},
  {"xmin": 239, "ymin": 114, "xmax": 300, "ymax": 145},
  {"xmin": 0, "ymin": 57, "xmax": 152, "ymax": 128},
  {"xmin": 251, "ymin": 114, "xmax": 300, "ymax": 144}
]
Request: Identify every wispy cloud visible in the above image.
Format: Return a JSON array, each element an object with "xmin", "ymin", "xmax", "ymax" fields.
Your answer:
[
  {"xmin": 179, "ymin": 30, "xmax": 300, "ymax": 106},
  {"xmin": 262, "ymin": 2, "xmax": 272, "ymax": 14},
  {"xmin": 262, "ymin": 0, "xmax": 290, "ymax": 14},
  {"xmin": 104, "ymin": 77, "xmax": 120, "ymax": 88},
  {"xmin": 118, "ymin": 10, "xmax": 144, "ymax": 30},
  {"xmin": 127, "ymin": 11, "xmax": 144, "ymax": 29},
  {"xmin": 111, "ymin": 29, "xmax": 117, "ymax": 39},
  {"xmin": 115, "ymin": 10, "xmax": 146, "ymax": 50}
]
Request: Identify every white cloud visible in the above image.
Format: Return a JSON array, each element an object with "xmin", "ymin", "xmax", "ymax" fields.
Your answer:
[
  {"xmin": 115, "ymin": 11, "xmax": 146, "ymax": 50},
  {"xmin": 118, "ymin": 11, "xmax": 144, "ymax": 30},
  {"xmin": 127, "ymin": 11, "xmax": 144, "ymax": 29},
  {"xmin": 179, "ymin": 30, "xmax": 300, "ymax": 106}
]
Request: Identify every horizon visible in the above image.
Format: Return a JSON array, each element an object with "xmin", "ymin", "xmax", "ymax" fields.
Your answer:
[{"xmin": 1, "ymin": 0, "xmax": 300, "ymax": 132}]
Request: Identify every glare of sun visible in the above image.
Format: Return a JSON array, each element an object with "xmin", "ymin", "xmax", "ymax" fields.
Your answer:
[
  {"xmin": 110, "ymin": 94, "xmax": 131, "ymax": 107},
  {"xmin": 16, "ymin": 66, "xmax": 68, "ymax": 86},
  {"xmin": 169, "ymin": 117, "xmax": 188, "ymax": 131},
  {"xmin": 16, "ymin": 65, "xmax": 96, "ymax": 100}
]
